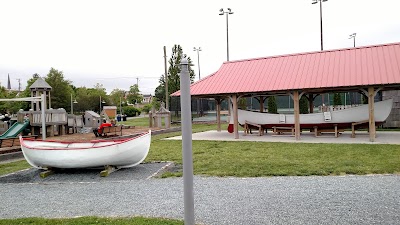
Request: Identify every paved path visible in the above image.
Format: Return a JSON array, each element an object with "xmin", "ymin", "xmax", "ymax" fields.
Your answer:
[
  {"xmin": 167, "ymin": 130, "xmax": 400, "ymax": 145},
  {"xmin": 1, "ymin": 167, "xmax": 399, "ymax": 225}
]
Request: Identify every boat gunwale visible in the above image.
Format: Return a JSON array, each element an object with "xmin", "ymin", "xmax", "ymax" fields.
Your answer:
[{"xmin": 19, "ymin": 131, "xmax": 150, "ymax": 151}]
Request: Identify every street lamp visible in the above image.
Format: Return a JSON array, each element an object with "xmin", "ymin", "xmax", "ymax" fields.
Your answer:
[
  {"xmin": 312, "ymin": 0, "xmax": 328, "ymax": 51},
  {"xmin": 70, "ymin": 93, "xmax": 78, "ymax": 114},
  {"xmin": 194, "ymin": 47, "xmax": 202, "ymax": 116},
  {"xmin": 349, "ymin": 33, "xmax": 356, "ymax": 47},
  {"xmin": 193, "ymin": 47, "xmax": 202, "ymax": 80},
  {"xmin": 99, "ymin": 96, "xmax": 106, "ymax": 114},
  {"xmin": 312, "ymin": 0, "xmax": 328, "ymax": 106},
  {"xmin": 219, "ymin": 8, "xmax": 233, "ymax": 61}
]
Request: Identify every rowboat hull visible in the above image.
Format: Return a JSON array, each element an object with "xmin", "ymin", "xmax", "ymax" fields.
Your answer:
[
  {"xmin": 228, "ymin": 99, "xmax": 393, "ymax": 131},
  {"xmin": 19, "ymin": 131, "xmax": 151, "ymax": 169}
]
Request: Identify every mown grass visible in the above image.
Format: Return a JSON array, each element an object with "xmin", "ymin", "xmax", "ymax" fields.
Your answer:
[
  {"xmin": 148, "ymin": 135, "xmax": 400, "ymax": 177},
  {"xmin": 1, "ymin": 117, "xmax": 400, "ymax": 177},
  {"xmin": 0, "ymin": 216, "xmax": 183, "ymax": 225},
  {"xmin": 0, "ymin": 160, "xmax": 30, "ymax": 176}
]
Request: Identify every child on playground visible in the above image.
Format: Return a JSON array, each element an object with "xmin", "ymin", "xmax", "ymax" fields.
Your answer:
[{"xmin": 93, "ymin": 119, "xmax": 112, "ymax": 137}]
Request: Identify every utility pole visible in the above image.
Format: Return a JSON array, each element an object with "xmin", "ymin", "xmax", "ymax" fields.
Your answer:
[
  {"xmin": 17, "ymin": 78, "xmax": 21, "ymax": 92},
  {"xmin": 164, "ymin": 46, "xmax": 169, "ymax": 110},
  {"xmin": 136, "ymin": 77, "xmax": 139, "ymax": 86}
]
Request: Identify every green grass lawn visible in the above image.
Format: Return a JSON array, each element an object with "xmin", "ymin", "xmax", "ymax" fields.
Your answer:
[
  {"xmin": 148, "ymin": 130, "xmax": 400, "ymax": 177},
  {"xmin": 1, "ymin": 117, "xmax": 400, "ymax": 177},
  {"xmin": 1, "ymin": 117, "xmax": 399, "ymax": 224},
  {"xmin": 0, "ymin": 216, "xmax": 183, "ymax": 225},
  {"xmin": 0, "ymin": 160, "xmax": 31, "ymax": 176}
]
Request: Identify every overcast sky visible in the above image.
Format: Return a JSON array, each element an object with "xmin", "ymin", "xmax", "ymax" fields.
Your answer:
[{"xmin": 1, "ymin": 0, "xmax": 399, "ymax": 95}]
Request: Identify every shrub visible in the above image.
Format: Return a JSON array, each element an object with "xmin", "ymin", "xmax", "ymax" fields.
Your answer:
[
  {"xmin": 300, "ymin": 96, "xmax": 309, "ymax": 114},
  {"xmin": 142, "ymin": 104, "xmax": 152, "ymax": 113},
  {"xmin": 267, "ymin": 96, "xmax": 277, "ymax": 113},
  {"xmin": 333, "ymin": 93, "xmax": 342, "ymax": 106},
  {"xmin": 123, "ymin": 106, "xmax": 141, "ymax": 117}
]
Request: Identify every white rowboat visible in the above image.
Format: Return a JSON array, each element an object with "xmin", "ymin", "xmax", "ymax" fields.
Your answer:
[
  {"xmin": 19, "ymin": 131, "xmax": 151, "ymax": 169},
  {"xmin": 228, "ymin": 99, "xmax": 393, "ymax": 132}
]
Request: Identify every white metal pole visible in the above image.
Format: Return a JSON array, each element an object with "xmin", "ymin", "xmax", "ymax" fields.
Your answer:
[{"xmin": 179, "ymin": 58, "xmax": 195, "ymax": 225}]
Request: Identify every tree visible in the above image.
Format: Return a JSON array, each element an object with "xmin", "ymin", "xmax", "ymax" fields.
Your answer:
[
  {"xmin": 45, "ymin": 68, "xmax": 73, "ymax": 109},
  {"xmin": 333, "ymin": 93, "xmax": 342, "ymax": 106},
  {"xmin": 127, "ymin": 84, "xmax": 143, "ymax": 104},
  {"xmin": 154, "ymin": 44, "xmax": 195, "ymax": 109},
  {"xmin": 109, "ymin": 88, "xmax": 125, "ymax": 106},
  {"xmin": 238, "ymin": 98, "xmax": 247, "ymax": 109},
  {"xmin": 74, "ymin": 84, "xmax": 108, "ymax": 113},
  {"xmin": 0, "ymin": 87, "xmax": 26, "ymax": 114},
  {"xmin": 267, "ymin": 96, "xmax": 278, "ymax": 114},
  {"xmin": 299, "ymin": 96, "xmax": 309, "ymax": 114}
]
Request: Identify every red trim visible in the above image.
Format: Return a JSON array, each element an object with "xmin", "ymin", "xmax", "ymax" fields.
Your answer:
[{"xmin": 20, "ymin": 131, "xmax": 149, "ymax": 151}]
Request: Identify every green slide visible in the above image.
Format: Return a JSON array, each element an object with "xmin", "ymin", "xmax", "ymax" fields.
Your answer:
[{"xmin": 0, "ymin": 120, "xmax": 30, "ymax": 139}]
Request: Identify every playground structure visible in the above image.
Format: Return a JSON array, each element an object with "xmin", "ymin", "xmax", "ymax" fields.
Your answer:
[
  {"xmin": 0, "ymin": 77, "xmax": 82, "ymax": 140},
  {"xmin": 149, "ymin": 102, "xmax": 171, "ymax": 129}
]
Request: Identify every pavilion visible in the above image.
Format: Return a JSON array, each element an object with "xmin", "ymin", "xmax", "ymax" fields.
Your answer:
[{"xmin": 172, "ymin": 42, "xmax": 400, "ymax": 142}]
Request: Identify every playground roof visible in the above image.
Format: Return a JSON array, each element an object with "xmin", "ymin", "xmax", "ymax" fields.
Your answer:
[
  {"xmin": 30, "ymin": 77, "xmax": 52, "ymax": 91},
  {"xmin": 171, "ymin": 42, "xmax": 400, "ymax": 97}
]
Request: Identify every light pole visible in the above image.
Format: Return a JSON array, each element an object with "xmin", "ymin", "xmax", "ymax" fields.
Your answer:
[
  {"xmin": 312, "ymin": 0, "xmax": 328, "ymax": 51},
  {"xmin": 312, "ymin": 0, "xmax": 328, "ymax": 106},
  {"xmin": 194, "ymin": 47, "xmax": 202, "ymax": 116},
  {"xmin": 99, "ymin": 96, "xmax": 106, "ymax": 115},
  {"xmin": 219, "ymin": 8, "xmax": 233, "ymax": 61},
  {"xmin": 348, "ymin": 33, "xmax": 357, "ymax": 105},
  {"xmin": 70, "ymin": 93, "xmax": 77, "ymax": 114},
  {"xmin": 193, "ymin": 47, "xmax": 202, "ymax": 80},
  {"xmin": 349, "ymin": 33, "xmax": 356, "ymax": 47}
]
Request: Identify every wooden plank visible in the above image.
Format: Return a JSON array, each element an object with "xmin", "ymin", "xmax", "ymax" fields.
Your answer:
[
  {"xmin": 100, "ymin": 165, "xmax": 119, "ymax": 177},
  {"xmin": 40, "ymin": 169, "xmax": 54, "ymax": 178}
]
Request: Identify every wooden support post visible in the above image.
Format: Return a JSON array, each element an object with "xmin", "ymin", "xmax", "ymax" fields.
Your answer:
[
  {"xmin": 259, "ymin": 96, "xmax": 264, "ymax": 112},
  {"xmin": 334, "ymin": 124, "xmax": 338, "ymax": 138},
  {"xmin": 368, "ymin": 87, "xmax": 376, "ymax": 142},
  {"xmin": 232, "ymin": 95, "xmax": 239, "ymax": 139},
  {"xmin": 40, "ymin": 169, "xmax": 54, "ymax": 178},
  {"xmin": 100, "ymin": 165, "xmax": 119, "ymax": 177},
  {"xmin": 293, "ymin": 91, "xmax": 301, "ymax": 140},
  {"xmin": 216, "ymin": 98, "xmax": 221, "ymax": 132},
  {"xmin": 309, "ymin": 94, "xmax": 314, "ymax": 113}
]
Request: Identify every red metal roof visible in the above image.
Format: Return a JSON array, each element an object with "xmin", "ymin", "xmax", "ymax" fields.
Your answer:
[{"xmin": 172, "ymin": 42, "xmax": 400, "ymax": 96}]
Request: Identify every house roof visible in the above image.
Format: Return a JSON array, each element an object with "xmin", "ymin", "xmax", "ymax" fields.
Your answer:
[
  {"xmin": 171, "ymin": 42, "xmax": 400, "ymax": 97},
  {"xmin": 103, "ymin": 106, "xmax": 117, "ymax": 110}
]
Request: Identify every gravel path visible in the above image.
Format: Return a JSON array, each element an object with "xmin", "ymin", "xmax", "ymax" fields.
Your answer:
[{"xmin": 1, "ymin": 169, "xmax": 400, "ymax": 225}]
